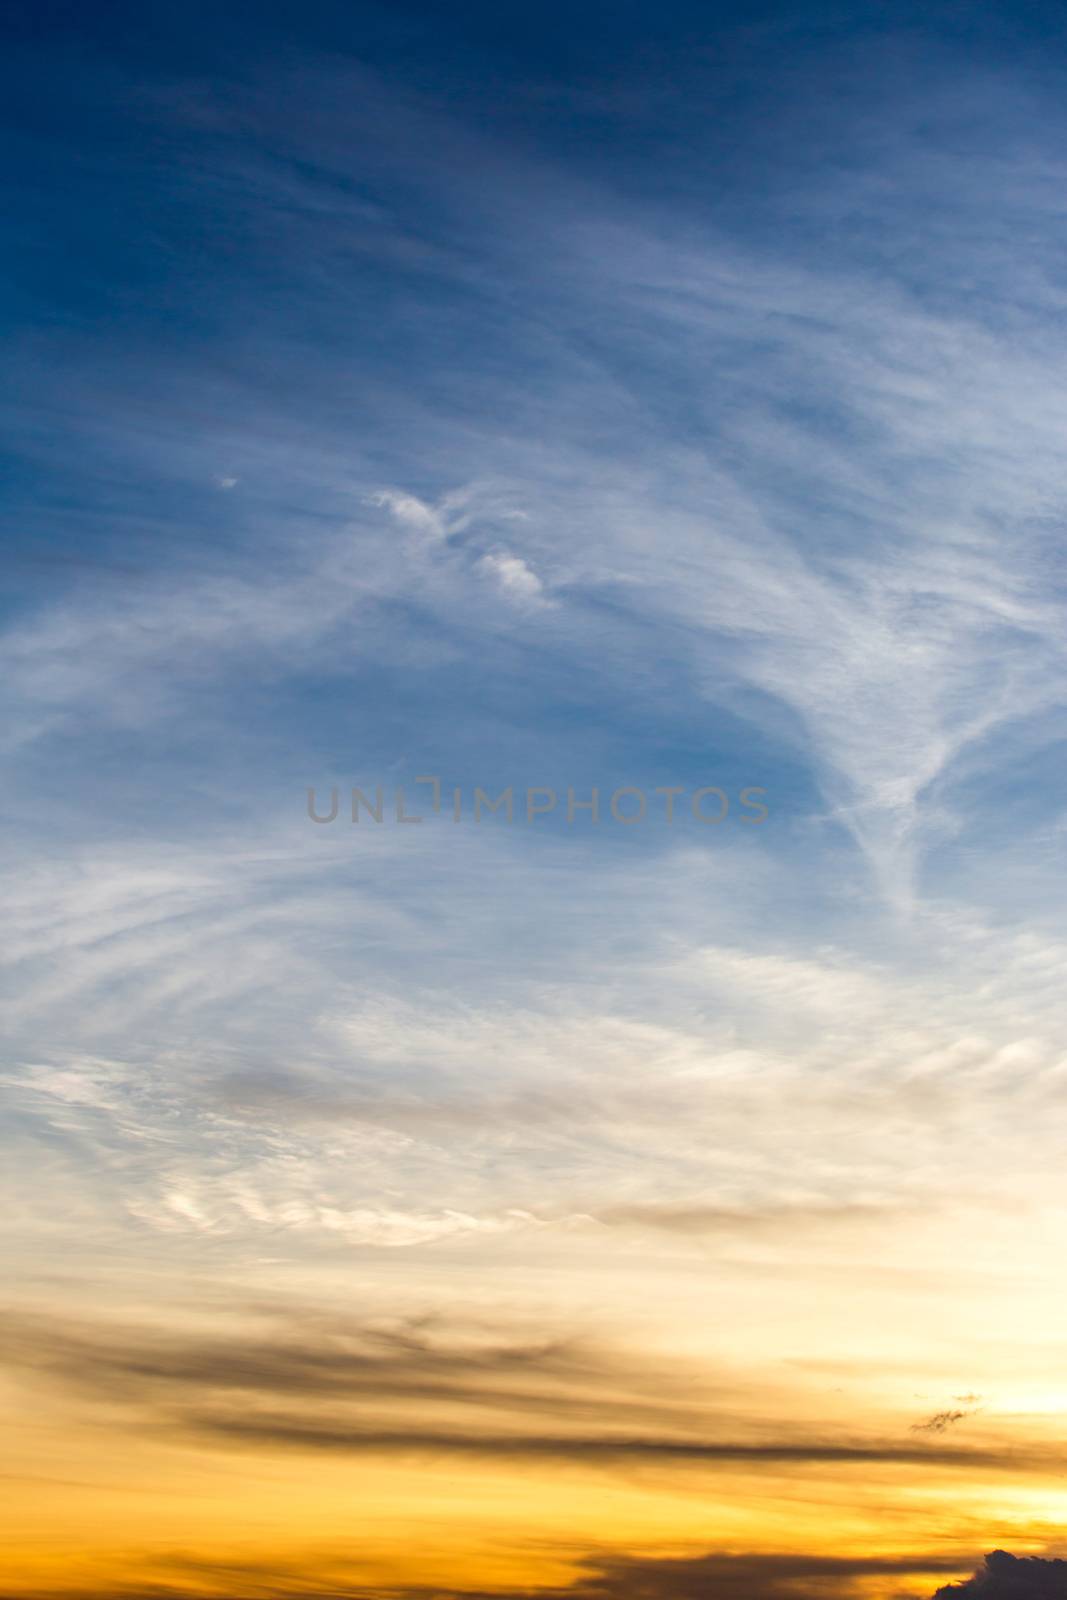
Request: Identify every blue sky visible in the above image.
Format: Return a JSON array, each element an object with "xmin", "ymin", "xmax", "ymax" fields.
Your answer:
[
  {"xmin": 6, "ymin": 4, "xmax": 1067, "ymax": 1595},
  {"xmin": 7, "ymin": 0, "xmax": 1067, "ymax": 1128}
]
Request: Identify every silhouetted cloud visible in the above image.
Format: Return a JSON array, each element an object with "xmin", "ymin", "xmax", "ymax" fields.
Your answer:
[
  {"xmin": 913, "ymin": 1410, "xmax": 970, "ymax": 1434},
  {"xmin": 178, "ymin": 1411, "xmax": 1043, "ymax": 1473},
  {"xmin": 935, "ymin": 1552, "xmax": 1067, "ymax": 1599},
  {"xmin": 0, "ymin": 1544, "xmax": 971, "ymax": 1600},
  {"xmin": 568, "ymin": 1548, "xmax": 966, "ymax": 1600},
  {"xmin": 0, "ymin": 1307, "xmax": 1055, "ymax": 1479}
]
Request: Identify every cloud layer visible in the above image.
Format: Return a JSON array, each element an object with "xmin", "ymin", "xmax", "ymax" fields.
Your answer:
[{"xmin": 6, "ymin": 3, "xmax": 1067, "ymax": 1595}]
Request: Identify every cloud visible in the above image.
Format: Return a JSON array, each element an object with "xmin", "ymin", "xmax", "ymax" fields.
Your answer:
[
  {"xmin": 912, "ymin": 1410, "xmax": 971, "ymax": 1435},
  {"xmin": 1, "ymin": 1306, "xmax": 828, "ymax": 1481},
  {"xmin": 0, "ymin": 1545, "xmax": 974, "ymax": 1600},
  {"xmin": 8, "ymin": 842, "xmax": 1067, "ymax": 1279},
  {"xmin": 935, "ymin": 1552, "xmax": 1067, "ymax": 1599},
  {"xmin": 477, "ymin": 550, "xmax": 546, "ymax": 604},
  {"xmin": 563, "ymin": 1549, "xmax": 966, "ymax": 1600},
  {"xmin": 176, "ymin": 1416, "xmax": 1044, "ymax": 1474},
  {"xmin": 12, "ymin": 62, "xmax": 1067, "ymax": 908},
  {"xmin": 369, "ymin": 489, "xmax": 449, "ymax": 539},
  {"xmin": 595, "ymin": 1198, "xmax": 914, "ymax": 1236},
  {"xmin": 0, "ymin": 1305, "xmax": 1055, "ymax": 1483},
  {"xmin": 0, "ymin": 1305, "xmax": 722, "ymax": 1434}
]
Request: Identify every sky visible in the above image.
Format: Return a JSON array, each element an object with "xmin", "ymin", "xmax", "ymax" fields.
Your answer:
[{"xmin": 5, "ymin": 1, "xmax": 1067, "ymax": 1596}]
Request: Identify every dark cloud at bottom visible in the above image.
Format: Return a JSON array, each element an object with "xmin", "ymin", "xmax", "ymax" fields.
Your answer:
[
  {"xmin": 935, "ymin": 1552, "xmax": 1067, "ymax": 1598},
  {"xmin": 0, "ymin": 1546, "xmax": 980, "ymax": 1600},
  {"xmin": 523, "ymin": 1548, "xmax": 968, "ymax": 1600}
]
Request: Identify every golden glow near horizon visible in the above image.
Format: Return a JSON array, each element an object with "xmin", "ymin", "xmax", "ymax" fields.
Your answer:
[
  {"xmin": 5, "ymin": 1175, "xmax": 1067, "ymax": 1595},
  {"xmin": 7, "ymin": 900, "xmax": 1067, "ymax": 1599}
]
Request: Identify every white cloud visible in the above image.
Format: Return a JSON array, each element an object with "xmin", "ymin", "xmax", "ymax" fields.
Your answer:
[
  {"xmin": 368, "ymin": 487, "xmax": 447, "ymax": 538},
  {"xmin": 477, "ymin": 548, "xmax": 546, "ymax": 603}
]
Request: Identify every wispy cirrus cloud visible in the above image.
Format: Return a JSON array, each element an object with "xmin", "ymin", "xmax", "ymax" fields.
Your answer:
[
  {"xmin": 0, "ymin": 1303, "xmax": 1049, "ymax": 1482},
  {"xmin": 8, "ymin": 58, "xmax": 1067, "ymax": 904}
]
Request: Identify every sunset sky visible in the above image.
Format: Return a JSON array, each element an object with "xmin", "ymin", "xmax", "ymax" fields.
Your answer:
[{"xmin": 5, "ymin": 2, "xmax": 1067, "ymax": 1596}]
